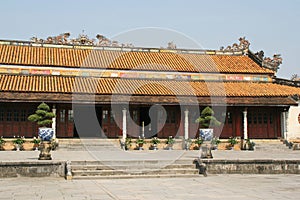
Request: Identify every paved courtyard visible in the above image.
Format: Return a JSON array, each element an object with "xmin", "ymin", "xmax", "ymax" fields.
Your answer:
[
  {"xmin": 0, "ymin": 175, "xmax": 299, "ymax": 200},
  {"xmin": 1, "ymin": 144, "xmax": 299, "ymax": 200}
]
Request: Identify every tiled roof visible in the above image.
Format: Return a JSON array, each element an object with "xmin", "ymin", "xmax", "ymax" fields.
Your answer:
[
  {"xmin": 0, "ymin": 44, "xmax": 273, "ymax": 74},
  {"xmin": 0, "ymin": 74, "xmax": 299, "ymax": 97}
]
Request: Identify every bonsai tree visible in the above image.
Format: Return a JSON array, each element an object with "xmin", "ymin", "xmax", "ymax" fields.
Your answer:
[
  {"xmin": 28, "ymin": 102, "xmax": 55, "ymax": 127},
  {"xmin": 28, "ymin": 102, "xmax": 56, "ymax": 160},
  {"xmin": 195, "ymin": 106, "xmax": 221, "ymax": 128}
]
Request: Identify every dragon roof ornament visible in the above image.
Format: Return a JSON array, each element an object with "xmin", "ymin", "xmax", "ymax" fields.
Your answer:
[
  {"xmin": 262, "ymin": 54, "xmax": 282, "ymax": 72},
  {"xmin": 30, "ymin": 33, "xmax": 134, "ymax": 47},
  {"xmin": 253, "ymin": 50, "xmax": 282, "ymax": 72},
  {"xmin": 220, "ymin": 37, "xmax": 250, "ymax": 54}
]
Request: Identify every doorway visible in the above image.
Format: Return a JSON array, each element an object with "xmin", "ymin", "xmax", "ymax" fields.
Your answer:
[{"xmin": 139, "ymin": 107, "xmax": 158, "ymax": 138}]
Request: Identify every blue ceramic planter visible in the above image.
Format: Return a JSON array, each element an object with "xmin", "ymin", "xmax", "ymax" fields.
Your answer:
[{"xmin": 38, "ymin": 128, "xmax": 54, "ymax": 141}]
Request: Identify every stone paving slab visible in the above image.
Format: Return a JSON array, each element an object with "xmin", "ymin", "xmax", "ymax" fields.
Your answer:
[
  {"xmin": 0, "ymin": 175, "xmax": 299, "ymax": 200},
  {"xmin": 1, "ymin": 149, "xmax": 299, "ymax": 162}
]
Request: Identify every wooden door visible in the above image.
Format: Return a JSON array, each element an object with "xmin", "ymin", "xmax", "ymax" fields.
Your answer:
[
  {"xmin": 157, "ymin": 107, "xmax": 179, "ymax": 138},
  {"xmin": 101, "ymin": 107, "xmax": 121, "ymax": 138},
  {"xmin": 0, "ymin": 103, "xmax": 38, "ymax": 138},
  {"xmin": 248, "ymin": 108, "xmax": 279, "ymax": 139},
  {"xmin": 219, "ymin": 111, "xmax": 234, "ymax": 138},
  {"xmin": 57, "ymin": 106, "xmax": 74, "ymax": 138}
]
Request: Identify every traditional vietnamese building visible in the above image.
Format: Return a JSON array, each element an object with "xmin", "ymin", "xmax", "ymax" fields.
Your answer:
[{"xmin": 0, "ymin": 34, "xmax": 299, "ymax": 140}]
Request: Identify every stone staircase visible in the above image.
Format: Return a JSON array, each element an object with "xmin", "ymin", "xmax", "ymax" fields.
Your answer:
[
  {"xmin": 57, "ymin": 139, "xmax": 121, "ymax": 151},
  {"xmin": 253, "ymin": 139, "xmax": 292, "ymax": 152},
  {"xmin": 70, "ymin": 159, "xmax": 200, "ymax": 179}
]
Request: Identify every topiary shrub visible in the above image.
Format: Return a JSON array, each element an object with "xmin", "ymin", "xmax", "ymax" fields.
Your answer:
[
  {"xmin": 195, "ymin": 106, "xmax": 221, "ymax": 128},
  {"xmin": 28, "ymin": 102, "xmax": 55, "ymax": 127}
]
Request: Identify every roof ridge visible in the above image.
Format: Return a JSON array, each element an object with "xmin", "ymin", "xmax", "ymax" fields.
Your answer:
[{"xmin": 0, "ymin": 39, "xmax": 246, "ymax": 56}]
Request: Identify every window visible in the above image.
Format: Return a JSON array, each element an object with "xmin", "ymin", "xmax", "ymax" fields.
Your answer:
[
  {"xmin": 7, "ymin": 109, "xmax": 12, "ymax": 121},
  {"xmin": 110, "ymin": 110, "xmax": 115, "ymax": 123},
  {"xmin": 227, "ymin": 112, "xmax": 232, "ymax": 124},
  {"xmin": 0, "ymin": 109, "xmax": 4, "ymax": 121},
  {"xmin": 263, "ymin": 113, "xmax": 268, "ymax": 124},
  {"xmin": 20, "ymin": 110, "xmax": 26, "ymax": 121},
  {"xmin": 13, "ymin": 110, "xmax": 19, "ymax": 121},
  {"xmin": 269, "ymin": 114, "xmax": 273, "ymax": 124},
  {"xmin": 60, "ymin": 110, "xmax": 65, "ymax": 122},
  {"xmin": 102, "ymin": 110, "xmax": 108, "ymax": 123},
  {"xmin": 167, "ymin": 110, "xmax": 176, "ymax": 123},
  {"xmin": 68, "ymin": 110, "xmax": 74, "ymax": 122},
  {"xmin": 253, "ymin": 113, "xmax": 257, "ymax": 124},
  {"xmin": 258, "ymin": 113, "xmax": 262, "ymax": 124},
  {"xmin": 247, "ymin": 113, "xmax": 252, "ymax": 124}
]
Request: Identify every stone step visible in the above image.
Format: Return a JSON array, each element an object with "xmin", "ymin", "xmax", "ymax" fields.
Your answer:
[
  {"xmin": 71, "ymin": 164, "xmax": 196, "ymax": 171},
  {"xmin": 72, "ymin": 173, "xmax": 200, "ymax": 180},
  {"xmin": 72, "ymin": 168, "xmax": 199, "ymax": 177},
  {"xmin": 254, "ymin": 143, "xmax": 291, "ymax": 151},
  {"xmin": 57, "ymin": 139, "xmax": 121, "ymax": 151},
  {"xmin": 71, "ymin": 159, "xmax": 193, "ymax": 166},
  {"xmin": 70, "ymin": 159, "xmax": 199, "ymax": 179},
  {"xmin": 252, "ymin": 139, "xmax": 292, "ymax": 152}
]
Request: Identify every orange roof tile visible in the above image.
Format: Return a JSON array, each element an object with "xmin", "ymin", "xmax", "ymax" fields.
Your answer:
[
  {"xmin": 0, "ymin": 44, "xmax": 274, "ymax": 74},
  {"xmin": 0, "ymin": 74, "xmax": 299, "ymax": 97}
]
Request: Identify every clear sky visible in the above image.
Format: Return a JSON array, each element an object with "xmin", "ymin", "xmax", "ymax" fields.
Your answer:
[{"xmin": 0, "ymin": 0, "xmax": 299, "ymax": 79}]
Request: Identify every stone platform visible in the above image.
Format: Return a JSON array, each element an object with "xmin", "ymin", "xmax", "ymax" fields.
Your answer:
[{"xmin": 0, "ymin": 139, "xmax": 299, "ymax": 178}]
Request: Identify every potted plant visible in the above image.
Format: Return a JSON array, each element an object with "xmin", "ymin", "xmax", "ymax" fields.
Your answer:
[
  {"xmin": 227, "ymin": 137, "xmax": 238, "ymax": 150},
  {"xmin": 244, "ymin": 138, "xmax": 255, "ymax": 151},
  {"xmin": 31, "ymin": 137, "xmax": 41, "ymax": 151},
  {"xmin": 28, "ymin": 102, "xmax": 55, "ymax": 160},
  {"xmin": 0, "ymin": 136, "xmax": 5, "ymax": 150},
  {"xmin": 211, "ymin": 137, "xmax": 221, "ymax": 150},
  {"xmin": 135, "ymin": 137, "xmax": 145, "ymax": 150},
  {"xmin": 150, "ymin": 137, "xmax": 161, "ymax": 150},
  {"xmin": 125, "ymin": 137, "xmax": 132, "ymax": 150},
  {"xmin": 184, "ymin": 138, "xmax": 192, "ymax": 150},
  {"xmin": 165, "ymin": 136, "xmax": 175, "ymax": 150},
  {"xmin": 193, "ymin": 137, "xmax": 203, "ymax": 150},
  {"xmin": 12, "ymin": 136, "xmax": 25, "ymax": 151},
  {"xmin": 196, "ymin": 106, "xmax": 221, "ymax": 141}
]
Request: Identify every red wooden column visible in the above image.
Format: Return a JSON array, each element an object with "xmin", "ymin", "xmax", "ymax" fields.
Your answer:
[{"xmin": 234, "ymin": 108, "xmax": 242, "ymax": 137}]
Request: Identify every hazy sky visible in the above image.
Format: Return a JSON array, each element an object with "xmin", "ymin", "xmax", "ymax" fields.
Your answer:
[{"xmin": 0, "ymin": 0, "xmax": 299, "ymax": 79}]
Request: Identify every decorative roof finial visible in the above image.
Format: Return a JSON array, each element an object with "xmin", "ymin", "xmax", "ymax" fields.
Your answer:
[
  {"xmin": 220, "ymin": 37, "xmax": 250, "ymax": 54},
  {"xmin": 30, "ymin": 32, "xmax": 134, "ymax": 47},
  {"xmin": 262, "ymin": 54, "xmax": 282, "ymax": 72}
]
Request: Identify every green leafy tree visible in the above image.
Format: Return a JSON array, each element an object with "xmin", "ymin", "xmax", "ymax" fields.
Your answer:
[
  {"xmin": 195, "ymin": 106, "xmax": 221, "ymax": 128},
  {"xmin": 28, "ymin": 102, "xmax": 55, "ymax": 127}
]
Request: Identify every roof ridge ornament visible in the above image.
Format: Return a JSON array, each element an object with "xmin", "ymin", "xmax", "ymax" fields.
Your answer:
[
  {"xmin": 220, "ymin": 37, "xmax": 250, "ymax": 54},
  {"xmin": 30, "ymin": 33, "xmax": 134, "ymax": 47},
  {"xmin": 262, "ymin": 54, "xmax": 282, "ymax": 72},
  {"xmin": 253, "ymin": 50, "xmax": 283, "ymax": 72},
  {"xmin": 291, "ymin": 74, "xmax": 300, "ymax": 81}
]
